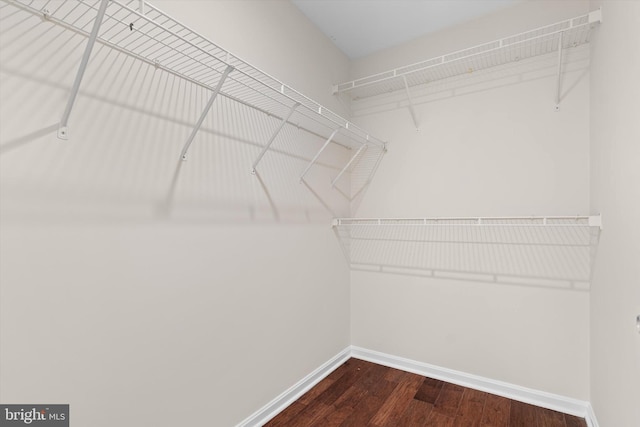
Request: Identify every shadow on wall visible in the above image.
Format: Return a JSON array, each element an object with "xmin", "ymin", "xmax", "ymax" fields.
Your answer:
[
  {"xmin": 0, "ymin": 3, "xmax": 384, "ymax": 225},
  {"xmin": 334, "ymin": 218, "xmax": 600, "ymax": 291}
]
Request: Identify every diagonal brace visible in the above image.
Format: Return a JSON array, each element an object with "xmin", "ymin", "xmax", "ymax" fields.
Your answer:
[
  {"xmin": 180, "ymin": 65, "xmax": 234, "ymax": 160},
  {"xmin": 58, "ymin": 0, "xmax": 110, "ymax": 140},
  {"xmin": 251, "ymin": 102, "xmax": 299, "ymax": 174},
  {"xmin": 331, "ymin": 144, "xmax": 367, "ymax": 187},
  {"xmin": 555, "ymin": 31, "xmax": 564, "ymax": 110},
  {"xmin": 402, "ymin": 75, "xmax": 419, "ymax": 128},
  {"xmin": 300, "ymin": 127, "xmax": 341, "ymax": 182}
]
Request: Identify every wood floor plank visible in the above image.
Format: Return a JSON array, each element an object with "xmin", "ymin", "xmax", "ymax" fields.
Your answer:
[
  {"xmin": 339, "ymin": 379, "xmax": 397, "ymax": 427},
  {"xmin": 369, "ymin": 373, "xmax": 425, "ymax": 426},
  {"xmin": 432, "ymin": 383, "xmax": 465, "ymax": 417},
  {"xmin": 480, "ymin": 394, "xmax": 510, "ymax": 427},
  {"xmin": 564, "ymin": 414, "xmax": 588, "ymax": 427},
  {"xmin": 263, "ymin": 401, "xmax": 306, "ymax": 427},
  {"xmin": 314, "ymin": 360, "xmax": 373, "ymax": 406},
  {"xmin": 298, "ymin": 377, "xmax": 336, "ymax": 405},
  {"xmin": 311, "ymin": 385, "xmax": 369, "ymax": 426},
  {"xmin": 279, "ymin": 402, "xmax": 333, "ymax": 427},
  {"xmin": 509, "ymin": 400, "xmax": 539, "ymax": 427},
  {"xmin": 538, "ymin": 408, "xmax": 567, "ymax": 427},
  {"xmin": 383, "ymin": 367, "xmax": 407, "ymax": 383},
  {"xmin": 332, "ymin": 384, "xmax": 369, "ymax": 410},
  {"xmin": 414, "ymin": 377, "xmax": 445, "ymax": 404},
  {"xmin": 424, "ymin": 411, "xmax": 456, "ymax": 427},
  {"xmin": 398, "ymin": 399, "xmax": 433, "ymax": 426},
  {"xmin": 319, "ymin": 406, "xmax": 356, "ymax": 427},
  {"xmin": 453, "ymin": 388, "xmax": 487, "ymax": 427},
  {"xmin": 355, "ymin": 362, "xmax": 390, "ymax": 391}
]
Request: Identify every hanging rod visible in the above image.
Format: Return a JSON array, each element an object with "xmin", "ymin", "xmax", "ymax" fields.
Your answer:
[
  {"xmin": 334, "ymin": 10, "xmax": 602, "ymax": 101},
  {"xmin": 6, "ymin": 0, "xmax": 386, "ymax": 151}
]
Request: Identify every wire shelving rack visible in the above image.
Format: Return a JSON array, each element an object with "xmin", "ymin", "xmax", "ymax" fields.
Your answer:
[
  {"xmin": 333, "ymin": 10, "xmax": 602, "ymax": 125},
  {"xmin": 333, "ymin": 216, "xmax": 602, "ymax": 288},
  {"xmin": 3, "ymin": 0, "xmax": 386, "ymax": 180}
]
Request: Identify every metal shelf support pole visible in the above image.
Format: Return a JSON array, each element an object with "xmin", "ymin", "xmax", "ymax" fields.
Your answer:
[
  {"xmin": 402, "ymin": 75, "xmax": 419, "ymax": 128},
  {"xmin": 555, "ymin": 31, "xmax": 564, "ymax": 110},
  {"xmin": 331, "ymin": 144, "xmax": 366, "ymax": 187},
  {"xmin": 251, "ymin": 102, "xmax": 300, "ymax": 174},
  {"xmin": 180, "ymin": 65, "xmax": 233, "ymax": 161},
  {"xmin": 300, "ymin": 127, "xmax": 341, "ymax": 182},
  {"xmin": 57, "ymin": 0, "xmax": 109, "ymax": 140}
]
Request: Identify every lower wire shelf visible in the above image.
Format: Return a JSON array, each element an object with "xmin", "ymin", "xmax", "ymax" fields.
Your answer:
[{"xmin": 332, "ymin": 215, "xmax": 602, "ymax": 289}]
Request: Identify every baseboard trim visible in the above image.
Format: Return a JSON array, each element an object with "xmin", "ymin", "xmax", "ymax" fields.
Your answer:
[
  {"xmin": 351, "ymin": 346, "xmax": 590, "ymax": 419},
  {"xmin": 235, "ymin": 346, "xmax": 351, "ymax": 427},
  {"xmin": 585, "ymin": 403, "xmax": 600, "ymax": 427}
]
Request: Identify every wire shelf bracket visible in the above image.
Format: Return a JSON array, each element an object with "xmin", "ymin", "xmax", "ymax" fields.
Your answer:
[
  {"xmin": 251, "ymin": 102, "xmax": 300, "ymax": 174},
  {"xmin": 332, "ymin": 144, "xmax": 367, "ymax": 188},
  {"xmin": 57, "ymin": 0, "xmax": 109, "ymax": 140},
  {"xmin": 180, "ymin": 65, "xmax": 234, "ymax": 161},
  {"xmin": 300, "ymin": 127, "xmax": 342, "ymax": 182},
  {"xmin": 402, "ymin": 76, "xmax": 419, "ymax": 129}
]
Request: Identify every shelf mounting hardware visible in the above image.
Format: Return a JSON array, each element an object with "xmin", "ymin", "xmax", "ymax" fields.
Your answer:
[
  {"xmin": 300, "ymin": 127, "xmax": 341, "ymax": 182},
  {"xmin": 331, "ymin": 144, "xmax": 367, "ymax": 188},
  {"xmin": 402, "ymin": 75, "xmax": 419, "ymax": 128},
  {"xmin": 57, "ymin": 0, "xmax": 109, "ymax": 140},
  {"xmin": 251, "ymin": 102, "xmax": 300, "ymax": 174},
  {"xmin": 180, "ymin": 65, "xmax": 234, "ymax": 161},
  {"xmin": 554, "ymin": 31, "xmax": 564, "ymax": 111},
  {"xmin": 139, "ymin": 0, "xmax": 145, "ymax": 15}
]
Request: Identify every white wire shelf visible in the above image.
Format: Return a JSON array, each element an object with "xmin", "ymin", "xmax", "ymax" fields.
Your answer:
[
  {"xmin": 5, "ymin": 0, "xmax": 386, "ymax": 153},
  {"xmin": 333, "ymin": 216, "xmax": 602, "ymax": 288},
  {"xmin": 333, "ymin": 10, "xmax": 602, "ymax": 102}
]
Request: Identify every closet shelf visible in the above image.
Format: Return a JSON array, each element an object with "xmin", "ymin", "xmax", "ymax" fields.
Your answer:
[
  {"xmin": 333, "ymin": 10, "xmax": 602, "ymax": 102},
  {"xmin": 7, "ymin": 0, "xmax": 385, "ymax": 153},
  {"xmin": 333, "ymin": 216, "xmax": 602, "ymax": 288}
]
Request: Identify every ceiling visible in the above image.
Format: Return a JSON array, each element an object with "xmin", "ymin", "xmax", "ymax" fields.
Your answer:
[{"xmin": 291, "ymin": 0, "xmax": 524, "ymax": 59}]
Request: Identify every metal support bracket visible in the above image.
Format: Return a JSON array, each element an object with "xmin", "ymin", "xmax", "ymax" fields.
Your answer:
[
  {"xmin": 402, "ymin": 75, "xmax": 419, "ymax": 128},
  {"xmin": 331, "ymin": 144, "xmax": 366, "ymax": 187},
  {"xmin": 300, "ymin": 127, "xmax": 341, "ymax": 182},
  {"xmin": 554, "ymin": 31, "xmax": 564, "ymax": 111},
  {"xmin": 588, "ymin": 8, "xmax": 602, "ymax": 24},
  {"xmin": 588, "ymin": 214, "xmax": 603, "ymax": 230},
  {"xmin": 180, "ymin": 65, "xmax": 233, "ymax": 160},
  {"xmin": 251, "ymin": 102, "xmax": 299, "ymax": 174},
  {"xmin": 57, "ymin": 0, "xmax": 109, "ymax": 140},
  {"xmin": 139, "ymin": 0, "xmax": 146, "ymax": 15}
]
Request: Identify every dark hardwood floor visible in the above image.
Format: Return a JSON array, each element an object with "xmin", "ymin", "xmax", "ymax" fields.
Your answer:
[{"xmin": 264, "ymin": 358, "xmax": 587, "ymax": 427}]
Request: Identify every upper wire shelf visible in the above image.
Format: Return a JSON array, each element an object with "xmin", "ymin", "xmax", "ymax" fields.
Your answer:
[
  {"xmin": 333, "ymin": 216, "xmax": 602, "ymax": 288},
  {"xmin": 7, "ymin": 0, "xmax": 385, "ymax": 151},
  {"xmin": 333, "ymin": 10, "xmax": 602, "ymax": 101}
]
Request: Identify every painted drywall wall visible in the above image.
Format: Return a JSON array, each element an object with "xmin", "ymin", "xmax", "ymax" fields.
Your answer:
[
  {"xmin": 0, "ymin": 1, "xmax": 351, "ymax": 426},
  {"xmin": 589, "ymin": 1, "xmax": 640, "ymax": 426},
  {"xmin": 348, "ymin": 1, "xmax": 592, "ymax": 400}
]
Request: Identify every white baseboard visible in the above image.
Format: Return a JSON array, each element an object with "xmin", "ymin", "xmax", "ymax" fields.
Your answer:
[
  {"xmin": 350, "ymin": 346, "xmax": 591, "ymax": 419},
  {"xmin": 235, "ymin": 346, "xmax": 351, "ymax": 427},
  {"xmin": 585, "ymin": 403, "xmax": 600, "ymax": 427},
  {"xmin": 237, "ymin": 345, "xmax": 596, "ymax": 426}
]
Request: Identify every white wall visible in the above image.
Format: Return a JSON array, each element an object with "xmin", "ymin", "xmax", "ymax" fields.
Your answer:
[
  {"xmin": 0, "ymin": 1, "xmax": 351, "ymax": 426},
  {"xmin": 349, "ymin": 0, "xmax": 592, "ymax": 400},
  {"xmin": 589, "ymin": 1, "xmax": 640, "ymax": 426}
]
